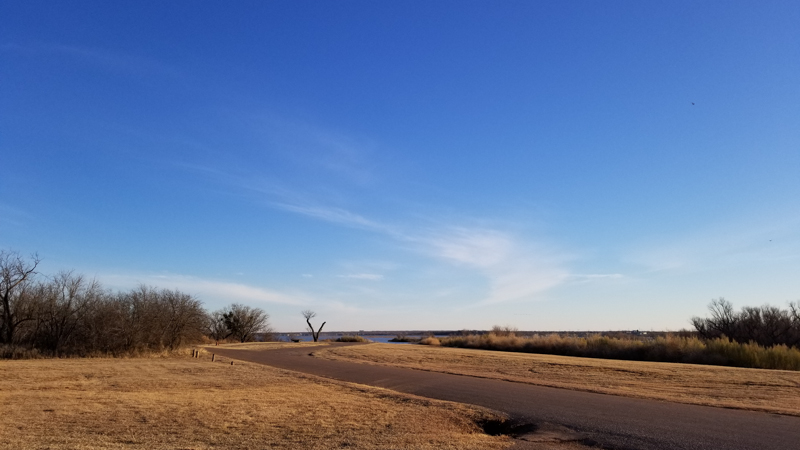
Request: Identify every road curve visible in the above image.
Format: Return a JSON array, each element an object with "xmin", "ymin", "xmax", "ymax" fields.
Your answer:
[{"xmin": 208, "ymin": 344, "xmax": 800, "ymax": 450}]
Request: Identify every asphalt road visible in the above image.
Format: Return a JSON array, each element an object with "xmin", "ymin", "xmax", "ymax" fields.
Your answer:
[{"xmin": 208, "ymin": 344, "xmax": 800, "ymax": 450}]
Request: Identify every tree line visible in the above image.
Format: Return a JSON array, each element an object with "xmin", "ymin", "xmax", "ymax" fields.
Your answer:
[
  {"xmin": 692, "ymin": 298, "xmax": 800, "ymax": 348},
  {"xmin": 1, "ymin": 251, "xmax": 272, "ymax": 357}
]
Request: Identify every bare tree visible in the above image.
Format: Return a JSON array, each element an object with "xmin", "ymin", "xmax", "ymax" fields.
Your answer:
[
  {"xmin": 159, "ymin": 289, "xmax": 207, "ymax": 349},
  {"xmin": 35, "ymin": 271, "xmax": 101, "ymax": 354},
  {"xmin": 121, "ymin": 285, "xmax": 164, "ymax": 351},
  {"xmin": 692, "ymin": 298, "xmax": 736, "ymax": 340},
  {"xmin": 220, "ymin": 304, "xmax": 271, "ymax": 343},
  {"xmin": 692, "ymin": 298, "xmax": 800, "ymax": 348},
  {"xmin": 207, "ymin": 310, "xmax": 229, "ymax": 342},
  {"xmin": 302, "ymin": 310, "xmax": 325, "ymax": 342},
  {"xmin": 59, "ymin": 285, "xmax": 209, "ymax": 355},
  {"xmin": 0, "ymin": 251, "xmax": 40, "ymax": 344},
  {"xmin": 0, "ymin": 251, "xmax": 216, "ymax": 356},
  {"xmin": 790, "ymin": 301, "xmax": 800, "ymax": 347},
  {"xmin": 491, "ymin": 325, "xmax": 518, "ymax": 337}
]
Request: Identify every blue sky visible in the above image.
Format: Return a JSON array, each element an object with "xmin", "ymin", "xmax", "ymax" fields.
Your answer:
[{"xmin": 2, "ymin": 1, "xmax": 799, "ymax": 332}]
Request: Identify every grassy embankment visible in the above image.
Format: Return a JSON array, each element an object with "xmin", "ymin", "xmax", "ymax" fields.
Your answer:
[
  {"xmin": 314, "ymin": 343, "xmax": 800, "ymax": 416},
  {"xmin": 421, "ymin": 333, "xmax": 800, "ymax": 371},
  {"xmin": 0, "ymin": 345, "xmax": 511, "ymax": 450}
]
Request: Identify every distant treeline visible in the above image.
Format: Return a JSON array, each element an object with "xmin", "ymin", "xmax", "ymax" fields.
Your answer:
[
  {"xmin": 691, "ymin": 298, "xmax": 800, "ymax": 348},
  {"xmin": 1, "ymin": 251, "xmax": 272, "ymax": 358},
  {"xmin": 421, "ymin": 300, "xmax": 800, "ymax": 371}
]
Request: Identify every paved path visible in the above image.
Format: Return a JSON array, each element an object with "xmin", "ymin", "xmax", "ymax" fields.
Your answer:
[{"xmin": 208, "ymin": 344, "xmax": 800, "ymax": 450}]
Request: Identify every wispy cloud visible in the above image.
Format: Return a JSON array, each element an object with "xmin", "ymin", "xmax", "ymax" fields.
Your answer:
[
  {"xmin": 0, "ymin": 203, "xmax": 31, "ymax": 228},
  {"xmin": 265, "ymin": 202, "xmax": 573, "ymax": 304},
  {"xmin": 415, "ymin": 227, "xmax": 570, "ymax": 304},
  {"xmin": 421, "ymin": 227, "xmax": 512, "ymax": 268},
  {"xmin": 566, "ymin": 273, "xmax": 624, "ymax": 284},
  {"xmin": 231, "ymin": 177, "xmax": 575, "ymax": 303},
  {"xmin": 256, "ymin": 118, "xmax": 380, "ymax": 186},
  {"xmin": 626, "ymin": 215, "xmax": 800, "ymax": 273},
  {"xmin": 99, "ymin": 272, "xmax": 307, "ymax": 306},
  {"xmin": 175, "ymin": 120, "xmax": 576, "ymax": 305},
  {"xmin": 337, "ymin": 273, "xmax": 384, "ymax": 280},
  {"xmin": 178, "ymin": 160, "xmax": 400, "ymax": 236},
  {"xmin": 274, "ymin": 202, "xmax": 387, "ymax": 232}
]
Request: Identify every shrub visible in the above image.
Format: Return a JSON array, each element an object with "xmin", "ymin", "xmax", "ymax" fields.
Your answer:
[
  {"xmin": 490, "ymin": 325, "xmax": 519, "ymax": 337},
  {"xmin": 0, "ymin": 345, "xmax": 41, "ymax": 360},
  {"xmin": 420, "ymin": 337, "xmax": 441, "ymax": 346},
  {"xmin": 336, "ymin": 335, "xmax": 370, "ymax": 342},
  {"xmin": 389, "ymin": 335, "xmax": 421, "ymax": 343}
]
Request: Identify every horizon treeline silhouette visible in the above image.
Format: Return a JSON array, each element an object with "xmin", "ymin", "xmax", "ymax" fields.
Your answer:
[{"xmin": 1, "ymin": 250, "xmax": 272, "ymax": 358}]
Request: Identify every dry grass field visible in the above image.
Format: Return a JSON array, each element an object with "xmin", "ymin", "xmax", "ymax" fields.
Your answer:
[
  {"xmin": 0, "ymin": 348, "xmax": 514, "ymax": 450},
  {"xmin": 314, "ymin": 343, "xmax": 800, "ymax": 416}
]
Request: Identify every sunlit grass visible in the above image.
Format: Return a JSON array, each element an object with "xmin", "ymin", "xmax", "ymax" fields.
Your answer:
[
  {"xmin": 427, "ymin": 333, "xmax": 800, "ymax": 370},
  {"xmin": 316, "ymin": 343, "xmax": 800, "ymax": 416},
  {"xmin": 0, "ymin": 351, "xmax": 511, "ymax": 450}
]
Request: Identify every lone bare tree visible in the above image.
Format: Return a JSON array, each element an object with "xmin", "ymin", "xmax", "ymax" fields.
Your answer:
[{"xmin": 302, "ymin": 310, "xmax": 325, "ymax": 342}]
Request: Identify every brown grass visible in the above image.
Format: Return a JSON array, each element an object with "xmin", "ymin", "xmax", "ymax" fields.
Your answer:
[
  {"xmin": 434, "ymin": 333, "xmax": 800, "ymax": 370},
  {"xmin": 419, "ymin": 337, "xmax": 441, "ymax": 346},
  {"xmin": 0, "ymin": 349, "xmax": 514, "ymax": 450},
  {"xmin": 314, "ymin": 343, "xmax": 800, "ymax": 416}
]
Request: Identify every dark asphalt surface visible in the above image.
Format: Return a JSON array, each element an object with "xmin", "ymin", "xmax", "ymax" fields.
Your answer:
[{"xmin": 208, "ymin": 344, "xmax": 800, "ymax": 450}]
